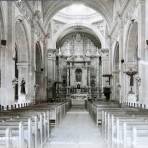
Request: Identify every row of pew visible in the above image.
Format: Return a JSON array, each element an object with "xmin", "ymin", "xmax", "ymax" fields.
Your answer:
[
  {"xmin": 87, "ymin": 101, "xmax": 148, "ymax": 148},
  {"xmin": 0, "ymin": 101, "xmax": 71, "ymax": 148}
]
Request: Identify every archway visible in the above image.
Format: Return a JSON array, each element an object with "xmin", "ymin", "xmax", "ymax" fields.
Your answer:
[
  {"xmin": 113, "ymin": 42, "xmax": 120, "ymax": 101},
  {"xmin": 125, "ymin": 21, "xmax": 138, "ymax": 101},
  {"xmin": 126, "ymin": 22, "xmax": 138, "ymax": 63},
  {"xmin": 55, "ymin": 31, "xmax": 101, "ymax": 100},
  {"xmin": 47, "ymin": 3, "xmax": 107, "ymax": 102},
  {"xmin": 15, "ymin": 20, "xmax": 29, "ymax": 102},
  {"xmin": 56, "ymin": 31, "xmax": 102, "ymax": 51},
  {"xmin": 54, "ymin": 24, "xmax": 104, "ymax": 49}
]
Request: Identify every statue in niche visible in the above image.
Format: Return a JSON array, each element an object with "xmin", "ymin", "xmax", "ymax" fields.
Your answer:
[
  {"xmin": 20, "ymin": 78, "xmax": 26, "ymax": 94},
  {"xmin": 75, "ymin": 68, "xmax": 82, "ymax": 82}
]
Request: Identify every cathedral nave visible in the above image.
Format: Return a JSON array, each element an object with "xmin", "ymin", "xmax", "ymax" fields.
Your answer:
[{"xmin": 0, "ymin": 0, "xmax": 148, "ymax": 148}]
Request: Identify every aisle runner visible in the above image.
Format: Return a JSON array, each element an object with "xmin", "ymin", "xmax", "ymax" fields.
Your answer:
[{"xmin": 44, "ymin": 108, "xmax": 107, "ymax": 148}]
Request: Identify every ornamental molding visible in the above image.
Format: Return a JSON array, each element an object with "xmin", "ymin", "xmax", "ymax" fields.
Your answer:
[
  {"xmin": 122, "ymin": 0, "xmax": 139, "ymax": 25},
  {"xmin": 110, "ymin": 0, "xmax": 140, "ymax": 36},
  {"xmin": 15, "ymin": 1, "xmax": 47, "ymax": 39},
  {"xmin": 15, "ymin": 1, "xmax": 32, "ymax": 24}
]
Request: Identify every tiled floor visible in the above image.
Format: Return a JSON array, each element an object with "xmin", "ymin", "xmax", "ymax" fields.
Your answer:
[{"xmin": 44, "ymin": 106, "xmax": 108, "ymax": 148}]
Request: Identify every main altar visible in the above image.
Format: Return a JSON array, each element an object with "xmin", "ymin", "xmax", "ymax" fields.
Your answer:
[
  {"xmin": 52, "ymin": 32, "xmax": 103, "ymax": 105},
  {"xmin": 66, "ymin": 55, "xmax": 90, "ymax": 106}
]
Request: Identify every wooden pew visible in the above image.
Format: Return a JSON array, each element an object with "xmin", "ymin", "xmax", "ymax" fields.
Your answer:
[
  {"xmin": 103, "ymin": 110, "xmax": 148, "ymax": 148},
  {"xmin": 0, "ymin": 101, "xmax": 70, "ymax": 148},
  {"xmin": 88, "ymin": 101, "xmax": 148, "ymax": 148}
]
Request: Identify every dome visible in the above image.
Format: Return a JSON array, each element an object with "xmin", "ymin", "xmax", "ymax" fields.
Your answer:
[
  {"xmin": 53, "ymin": 4, "xmax": 103, "ymax": 22},
  {"xmin": 60, "ymin": 4, "xmax": 97, "ymax": 16}
]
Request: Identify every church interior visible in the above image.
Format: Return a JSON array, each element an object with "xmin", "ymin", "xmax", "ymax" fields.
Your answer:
[{"xmin": 0, "ymin": 0, "xmax": 148, "ymax": 147}]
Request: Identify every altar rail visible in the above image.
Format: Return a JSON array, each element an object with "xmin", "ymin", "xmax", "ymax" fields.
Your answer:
[
  {"xmin": 121, "ymin": 101, "xmax": 147, "ymax": 110},
  {"xmin": 0, "ymin": 102, "xmax": 33, "ymax": 111},
  {"xmin": 66, "ymin": 87, "xmax": 100, "ymax": 98}
]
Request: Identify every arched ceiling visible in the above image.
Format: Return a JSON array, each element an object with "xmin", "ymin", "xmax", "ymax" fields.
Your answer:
[
  {"xmin": 53, "ymin": 4, "xmax": 103, "ymax": 23},
  {"xmin": 56, "ymin": 25, "xmax": 102, "ymax": 49},
  {"xmin": 42, "ymin": 0, "xmax": 114, "ymax": 30},
  {"xmin": 57, "ymin": 31, "xmax": 101, "ymax": 49}
]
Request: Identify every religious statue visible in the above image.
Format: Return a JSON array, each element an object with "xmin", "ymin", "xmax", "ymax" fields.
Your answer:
[
  {"xmin": 124, "ymin": 68, "xmax": 137, "ymax": 93},
  {"xmin": 20, "ymin": 78, "xmax": 26, "ymax": 94},
  {"xmin": 75, "ymin": 68, "xmax": 82, "ymax": 82},
  {"xmin": 125, "ymin": 68, "xmax": 137, "ymax": 86},
  {"xmin": 77, "ymin": 84, "xmax": 80, "ymax": 89}
]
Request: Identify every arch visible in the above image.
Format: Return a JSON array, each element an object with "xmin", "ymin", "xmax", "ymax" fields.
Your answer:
[
  {"xmin": 15, "ymin": 16, "xmax": 31, "ymax": 62},
  {"xmin": 57, "ymin": 31, "xmax": 101, "ymax": 49},
  {"xmin": 113, "ymin": 42, "xmax": 119, "ymax": 70},
  {"xmin": 124, "ymin": 21, "xmax": 138, "ymax": 102},
  {"xmin": 52, "ymin": 23, "xmax": 105, "ymax": 49},
  {"xmin": 15, "ymin": 19, "xmax": 30, "ymax": 102},
  {"xmin": 57, "ymin": 32, "xmax": 101, "ymax": 56},
  {"xmin": 126, "ymin": 21, "xmax": 138, "ymax": 63},
  {"xmin": 15, "ymin": 20, "xmax": 29, "ymax": 62},
  {"xmin": 43, "ymin": 1, "xmax": 112, "ymax": 31}
]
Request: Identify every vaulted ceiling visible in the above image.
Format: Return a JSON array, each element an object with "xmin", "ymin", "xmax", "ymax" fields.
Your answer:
[{"xmin": 42, "ymin": 0, "xmax": 114, "ymax": 29}]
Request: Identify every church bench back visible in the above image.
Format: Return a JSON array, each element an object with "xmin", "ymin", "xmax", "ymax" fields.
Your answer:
[
  {"xmin": 88, "ymin": 101, "xmax": 148, "ymax": 148},
  {"xmin": 0, "ymin": 102, "xmax": 70, "ymax": 148},
  {"xmin": 103, "ymin": 110, "xmax": 148, "ymax": 148}
]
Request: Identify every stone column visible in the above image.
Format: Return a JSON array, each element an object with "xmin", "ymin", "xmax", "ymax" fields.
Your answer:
[
  {"xmin": 118, "ymin": 18, "xmax": 124, "ymax": 103},
  {"xmin": 96, "ymin": 56, "xmax": 100, "ymax": 98},
  {"xmin": 98, "ymin": 56, "xmax": 102, "ymax": 99},
  {"xmin": 41, "ymin": 37, "xmax": 48, "ymax": 101},
  {"xmin": 66, "ymin": 63, "xmax": 70, "ymax": 95},
  {"xmin": 4, "ymin": 2, "xmax": 15, "ymax": 105},
  {"xmin": 96, "ymin": 57, "xmax": 99, "ymax": 87},
  {"xmin": 0, "ymin": 45, "xmax": 7, "ymax": 105},
  {"xmin": 47, "ymin": 50, "xmax": 56, "ymax": 100},
  {"xmin": 29, "ymin": 21, "xmax": 36, "ymax": 103},
  {"xmin": 101, "ymin": 49, "xmax": 110, "ymax": 87},
  {"xmin": 53, "ymin": 55, "xmax": 56, "ymax": 81},
  {"xmin": 87, "ymin": 63, "xmax": 89, "ymax": 86},
  {"xmin": 58, "ymin": 56, "xmax": 62, "ymax": 82},
  {"xmin": 87, "ymin": 63, "xmax": 90, "ymax": 87}
]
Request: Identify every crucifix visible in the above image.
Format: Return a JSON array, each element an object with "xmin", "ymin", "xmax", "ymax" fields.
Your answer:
[{"xmin": 124, "ymin": 68, "xmax": 137, "ymax": 93}]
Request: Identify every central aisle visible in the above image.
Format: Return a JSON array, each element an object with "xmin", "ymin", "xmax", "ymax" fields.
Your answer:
[{"xmin": 44, "ymin": 106, "xmax": 108, "ymax": 148}]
